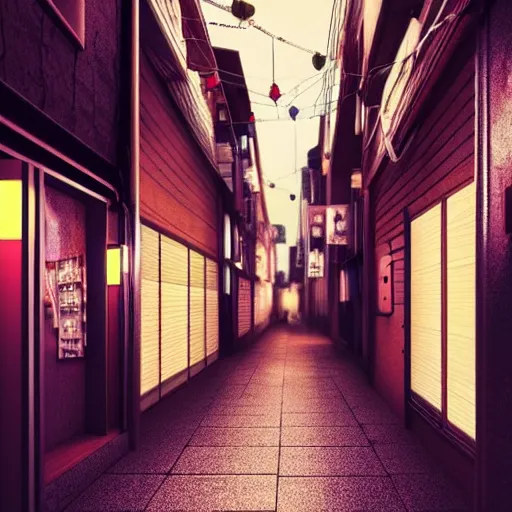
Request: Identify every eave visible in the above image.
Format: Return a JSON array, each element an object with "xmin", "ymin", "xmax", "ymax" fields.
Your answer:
[{"xmin": 361, "ymin": 0, "xmax": 423, "ymax": 107}]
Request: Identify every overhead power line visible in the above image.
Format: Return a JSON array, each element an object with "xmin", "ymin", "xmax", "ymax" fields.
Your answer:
[{"xmin": 200, "ymin": 0, "xmax": 323, "ymax": 55}]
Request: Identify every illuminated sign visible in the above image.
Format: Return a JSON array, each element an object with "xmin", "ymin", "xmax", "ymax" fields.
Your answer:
[{"xmin": 307, "ymin": 249, "xmax": 324, "ymax": 278}]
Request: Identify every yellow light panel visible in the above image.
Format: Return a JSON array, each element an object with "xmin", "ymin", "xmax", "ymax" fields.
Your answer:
[
  {"xmin": 447, "ymin": 182, "xmax": 476, "ymax": 439},
  {"xmin": 107, "ymin": 247, "xmax": 121, "ymax": 285},
  {"xmin": 410, "ymin": 203, "xmax": 442, "ymax": 411},
  {"xmin": 0, "ymin": 180, "xmax": 22, "ymax": 240}
]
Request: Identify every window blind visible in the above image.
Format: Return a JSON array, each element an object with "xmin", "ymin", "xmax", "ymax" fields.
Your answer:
[
  {"xmin": 140, "ymin": 225, "xmax": 160, "ymax": 397},
  {"xmin": 160, "ymin": 235, "xmax": 188, "ymax": 383},
  {"xmin": 189, "ymin": 251, "xmax": 205, "ymax": 366},
  {"xmin": 206, "ymin": 258, "xmax": 219, "ymax": 357},
  {"xmin": 410, "ymin": 204, "xmax": 442, "ymax": 410},
  {"xmin": 238, "ymin": 278, "xmax": 251, "ymax": 337},
  {"xmin": 446, "ymin": 182, "xmax": 476, "ymax": 439}
]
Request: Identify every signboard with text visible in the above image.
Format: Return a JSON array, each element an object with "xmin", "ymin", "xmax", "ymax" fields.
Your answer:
[
  {"xmin": 326, "ymin": 205, "xmax": 349, "ymax": 245},
  {"xmin": 307, "ymin": 206, "xmax": 326, "ymax": 279},
  {"xmin": 272, "ymin": 224, "xmax": 286, "ymax": 244}
]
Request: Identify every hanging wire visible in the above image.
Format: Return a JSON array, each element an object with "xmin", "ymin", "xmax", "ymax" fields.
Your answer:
[
  {"xmin": 201, "ymin": 0, "xmax": 322, "ymax": 55},
  {"xmin": 272, "ymin": 36, "xmax": 275, "ymax": 83},
  {"xmin": 294, "ymin": 121, "xmax": 298, "ymax": 176}
]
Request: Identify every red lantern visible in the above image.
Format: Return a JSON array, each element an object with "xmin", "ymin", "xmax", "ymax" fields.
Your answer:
[
  {"xmin": 249, "ymin": 112, "xmax": 255, "ymax": 123},
  {"xmin": 269, "ymin": 83, "xmax": 281, "ymax": 104},
  {"xmin": 205, "ymin": 73, "xmax": 220, "ymax": 90}
]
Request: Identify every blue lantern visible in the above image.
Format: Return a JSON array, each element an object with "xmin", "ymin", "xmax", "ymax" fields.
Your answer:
[{"xmin": 289, "ymin": 106, "xmax": 300, "ymax": 121}]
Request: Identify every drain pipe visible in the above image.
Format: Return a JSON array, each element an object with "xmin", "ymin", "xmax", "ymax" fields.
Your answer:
[{"xmin": 128, "ymin": 0, "xmax": 141, "ymax": 451}]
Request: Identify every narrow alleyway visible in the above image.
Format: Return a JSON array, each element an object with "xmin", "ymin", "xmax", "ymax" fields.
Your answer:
[{"xmin": 65, "ymin": 326, "xmax": 468, "ymax": 512}]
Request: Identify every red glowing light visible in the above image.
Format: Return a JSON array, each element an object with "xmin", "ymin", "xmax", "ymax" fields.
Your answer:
[{"xmin": 205, "ymin": 73, "xmax": 220, "ymax": 90}]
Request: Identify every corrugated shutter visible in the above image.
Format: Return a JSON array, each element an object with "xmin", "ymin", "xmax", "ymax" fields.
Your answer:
[
  {"xmin": 446, "ymin": 182, "xmax": 475, "ymax": 439},
  {"xmin": 189, "ymin": 251, "xmax": 205, "ymax": 367},
  {"xmin": 410, "ymin": 204, "xmax": 442, "ymax": 410},
  {"xmin": 160, "ymin": 235, "xmax": 188, "ymax": 383},
  {"xmin": 254, "ymin": 281, "xmax": 261, "ymax": 327},
  {"xmin": 206, "ymin": 258, "xmax": 219, "ymax": 357},
  {"xmin": 238, "ymin": 278, "xmax": 251, "ymax": 337},
  {"xmin": 140, "ymin": 225, "xmax": 160, "ymax": 397}
]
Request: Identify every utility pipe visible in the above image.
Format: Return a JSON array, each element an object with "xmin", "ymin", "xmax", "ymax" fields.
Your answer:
[{"xmin": 128, "ymin": 0, "xmax": 141, "ymax": 451}]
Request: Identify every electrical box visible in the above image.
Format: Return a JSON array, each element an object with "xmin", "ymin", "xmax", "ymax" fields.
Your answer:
[{"xmin": 377, "ymin": 254, "xmax": 393, "ymax": 315}]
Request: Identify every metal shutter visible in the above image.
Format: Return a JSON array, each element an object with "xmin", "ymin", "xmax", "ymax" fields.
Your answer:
[
  {"xmin": 410, "ymin": 204, "xmax": 442, "ymax": 410},
  {"xmin": 206, "ymin": 258, "xmax": 219, "ymax": 357},
  {"xmin": 140, "ymin": 225, "xmax": 160, "ymax": 397},
  {"xmin": 446, "ymin": 182, "xmax": 476, "ymax": 439},
  {"xmin": 254, "ymin": 281, "xmax": 261, "ymax": 327},
  {"xmin": 189, "ymin": 251, "xmax": 205, "ymax": 369},
  {"xmin": 160, "ymin": 235, "xmax": 188, "ymax": 384},
  {"xmin": 238, "ymin": 277, "xmax": 251, "ymax": 337}
]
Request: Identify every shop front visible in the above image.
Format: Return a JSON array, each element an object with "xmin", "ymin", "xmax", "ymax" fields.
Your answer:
[
  {"xmin": 0, "ymin": 148, "xmax": 128, "ymax": 511},
  {"xmin": 139, "ymin": 225, "xmax": 220, "ymax": 411},
  {"xmin": 139, "ymin": 48, "xmax": 221, "ymax": 411}
]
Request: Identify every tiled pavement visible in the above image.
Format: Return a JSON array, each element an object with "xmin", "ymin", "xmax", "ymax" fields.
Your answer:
[{"xmin": 65, "ymin": 326, "xmax": 469, "ymax": 511}]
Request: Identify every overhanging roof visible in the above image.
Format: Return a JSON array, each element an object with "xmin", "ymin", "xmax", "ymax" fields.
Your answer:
[{"xmin": 213, "ymin": 47, "xmax": 252, "ymax": 136}]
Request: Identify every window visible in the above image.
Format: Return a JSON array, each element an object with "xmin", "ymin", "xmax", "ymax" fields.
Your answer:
[
  {"xmin": 409, "ymin": 182, "xmax": 476, "ymax": 442},
  {"xmin": 224, "ymin": 214, "xmax": 231, "ymax": 260},
  {"xmin": 43, "ymin": 0, "xmax": 85, "ymax": 48}
]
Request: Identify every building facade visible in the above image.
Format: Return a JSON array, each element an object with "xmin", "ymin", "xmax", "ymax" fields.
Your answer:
[
  {"xmin": 320, "ymin": 0, "xmax": 512, "ymax": 510},
  {"xmin": 0, "ymin": 1, "xmax": 275, "ymax": 510},
  {"xmin": 0, "ymin": 0, "xmax": 127, "ymax": 510}
]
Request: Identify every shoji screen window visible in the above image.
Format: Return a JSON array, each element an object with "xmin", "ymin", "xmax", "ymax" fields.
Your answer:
[
  {"xmin": 446, "ymin": 183, "xmax": 476, "ymax": 440},
  {"xmin": 410, "ymin": 204, "xmax": 442, "ymax": 410},
  {"xmin": 189, "ymin": 251, "xmax": 206, "ymax": 376},
  {"xmin": 140, "ymin": 226, "xmax": 160, "ymax": 400},
  {"xmin": 160, "ymin": 236, "xmax": 188, "ymax": 392},
  {"xmin": 409, "ymin": 182, "xmax": 476, "ymax": 443}
]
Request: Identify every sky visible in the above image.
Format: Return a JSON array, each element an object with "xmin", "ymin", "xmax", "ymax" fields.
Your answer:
[{"xmin": 199, "ymin": 0, "xmax": 339, "ymax": 278}]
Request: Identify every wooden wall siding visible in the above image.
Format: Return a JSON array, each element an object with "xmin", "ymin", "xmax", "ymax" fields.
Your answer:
[
  {"xmin": 371, "ymin": 46, "xmax": 475, "ymax": 420},
  {"xmin": 140, "ymin": 53, "xmax": 218, "ymax": 258},
  {"xmin": 374, "ymin": 53, "xmax": 475, "ymax": 247}
]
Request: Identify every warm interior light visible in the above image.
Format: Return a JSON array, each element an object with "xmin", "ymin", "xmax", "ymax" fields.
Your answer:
[
  {"xmin": 122, "ymin": 245, "xmax": 129, "ymax": 275},
  {"xmin": 351, "ymin": 171, "xmax": 362, "ymax": 189},
  {"xmin": 107, "ymin": 247, "xmax": 121, "ymax": 286},
  {"xmin": 0, "ymin": 180, "xmax": 22, "ymax": 240}
]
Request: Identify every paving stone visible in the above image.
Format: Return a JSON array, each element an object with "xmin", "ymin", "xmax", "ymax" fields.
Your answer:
[
  {"xmin": 374, "ymin": 443, "xmax": 441, "ymax": 474},
  {"xmin": 282, "ymin": 412, "xmax": 358, "ymax": 427},
  {"xmin": 280, "ymin": 447, "xmax": 387, "ymax": 476},
  {"xmin": 208, "ymin": 404, "xmax": 281, "ymax": 416},
  {"xmin": 201, "ymin": 414, "xmax": 281, "ymax": 428},
  {"xmin": 108, "ymin": 443, "xmax": 184, "ymax": 474},
  {"xmin": 147, "ymin": 475, "xmax": 277, "ymax": 511},
  {"xmin": 282, "ymin": 397, "xmax": 350, "ymax": 413},
  {"xmin": 277, "ymin": 476, "xmax": 405, "ymax": 511},
  {"xmin": 363, "ymin": 424, "xmax": 419, "ymax": 445},
  {"xmin": 172, "ymin": 446, "xmax": 279, "ymax": 474},
  {"xmin": 392, "ymin": 473, "xmax": 469, "ymax": 511},
  {"xmin": 190, "ymin": 427, "xmax": 280, "ymax": 446},
  {"xmin": 281, "ymin": 426, "xmax": 369, "ymax": 446},
  {"xmin": 65, "ymin": 474, "xmax": 164, "ymax": 511}
]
